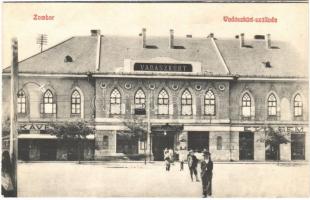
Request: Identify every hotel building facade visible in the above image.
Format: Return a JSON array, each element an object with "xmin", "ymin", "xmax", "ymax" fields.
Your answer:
[{"xmin": 2, "ymin": 29, "xmax": 308, "ymax": 161}]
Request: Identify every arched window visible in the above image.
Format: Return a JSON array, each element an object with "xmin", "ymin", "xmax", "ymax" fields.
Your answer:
[
  {"xmin": 241, "ymin": 93, "xmax": 251, "ymax": 117},
  {"xmin": 294, "ymin": 94, "xmax": 303, "ymax": 117},
  {"xmin": 42, "ymin": 89, "xmax": 56, "ymax": 114},
  {"xmin": 204, "ymin": 90, "xmax": 215, "ymax": 116},
  {"xmin": 102, "ymin": 135, "xmax": 109, "ymax": 149},
  {"xmin": 217, "ymin": 136, "xmax": 222, "ymax": 150},
  {"xmin": 158, "ymin": 89, "xmax": 169, "ymax": 115},
  {"xmin": 71, "ymin": 90, "xmax": 81, "ymax": 114},
  {"xmin": 135, "ymin": 89, "xmax": 146, "ymax": 109},
  {"xmin": 110, "ymin": 89, "xmax": 121, "ymax": 114},
  {"xmin": 181, "ymin": 89, "xmax": 192, "ymax": 116},
  {"xmin": 267, "ymin": 94, "xmax": 277, "ymax": 116},
  {"xmin": 17, "ymin": 90, "xmax": 26, "ymax": 114}
]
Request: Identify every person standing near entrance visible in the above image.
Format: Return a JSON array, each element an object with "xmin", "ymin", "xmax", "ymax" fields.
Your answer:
[
  {"xmin": 187, "ymin": 150, "xmax": 199, "ymax": 182},
  {"xmin": 168, "ymin": 148, "xmax": 174, "ymax": 164},
  {"xmin": 164, "ymin": 148, "xmax": 170, "ymax": 171},
  {"xmin": 201, "ymin": 151, "xmax": 213, "ymax": 198}
]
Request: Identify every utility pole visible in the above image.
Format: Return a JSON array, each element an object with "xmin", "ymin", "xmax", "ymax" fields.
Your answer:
[
  {"xmin": 147, "ymin": 92, "xmax": 152, "ymax": 162},
  {"xmin": 36, "ymin": 34, "xmax": 48, "ymax": 52},
  {"xmin": 10, "ymin": 38, "xmax": 18, "ymax": 197}
]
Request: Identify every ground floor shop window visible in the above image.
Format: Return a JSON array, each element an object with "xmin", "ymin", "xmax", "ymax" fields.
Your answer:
[
  {"xmin": 291, "ymin": 134, "xmax": 305, "ymax": 160},
  {"xmin": 39, "ymin": 140, "xmax": 57, "ymax": 161},
  {"xmin": 102, "ymin": 135, "xmax": 109, "ymax": 150},
  {"xmin": 116, "ymin": 134, "xmax": 138, "ymax": 154},
  {"xmin": 188, "ymin": 131, "xmax": 209, "ymax": 152},
  {"xmin": 239, "ymin": 132, "xmax": 254, "ymax": 160},
  {"xmin": 18, "ymin": 140, "xmax": 30, "ymax": 161}
]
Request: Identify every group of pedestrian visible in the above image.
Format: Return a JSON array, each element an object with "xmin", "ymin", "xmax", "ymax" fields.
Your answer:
[{"xmin": 163, "ymin": 148, "xmax": 213, "ymax": 198}]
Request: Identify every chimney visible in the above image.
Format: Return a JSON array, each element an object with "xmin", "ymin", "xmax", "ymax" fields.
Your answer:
[
  {"xmin": 266, "ymin": 34, "xmax": 271, "ymax": 49},
  {"xmin": 240, "ymin": 33, "xmax": 245, "ymax": 48},
  {"xmin": 91, "ymin": 29, "xmax": 101, "ymax": 36},
  {"xmin": 91, "ymin": 29, "xmax": 101, "ymax": 71},
  {"xmin": 142, "ymin": 28, "xmax": 146, "ymax": 48},
  {"xmin": 169, "ymin": 29, "xmax": 174, "ymax": 49}
]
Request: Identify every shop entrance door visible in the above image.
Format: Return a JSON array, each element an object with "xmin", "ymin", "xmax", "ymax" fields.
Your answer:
[
  {"xmin": 152, "ymin": 133, "xmax": 174, "ymax": 161},
  {"xmin": 239, "ymin": 132, "xmax": 254, "ymax": 160},
  {"xmin": 265, "ymin": 143, "xmax": 279, "ymax": 160},
  {"xmin": 291, "ymin": 134, "xmax": 305, "ymax": 160},
  {"xmin": 188, "ymin": 132, "xmax": 209, "ymax": 152}
]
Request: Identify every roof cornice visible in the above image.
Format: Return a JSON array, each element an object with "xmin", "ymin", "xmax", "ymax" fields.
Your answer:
[{"xmin": 2, "ymin": 72, "xmax": 308, "ymax": 82}]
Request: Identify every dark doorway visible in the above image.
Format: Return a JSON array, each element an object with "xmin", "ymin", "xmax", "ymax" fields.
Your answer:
[
  {"xmin": 239, "ymin": 132, "xmax": 254, "ymax": 160},
  {"xmin": 265, "ymin": 143, "xmax": 279, "ymax": 160},
  {"xmin": 66, "ymin": 140, "xmax": 85, "ymax": 161},
  {"xmin": 18, "ymin": 140, "xmax": 30, "ymax": 161},
  {"xmin": 39, "ymin": 140, "xmax": 57, "ymax": 161},
  {"xmin": 188, "ymin": 132, "xmax": 209, "ymax": 152},
  {"xmin": 152, "ymin": 133, "xmax": 174, "ymax": 161},
  {"xmin": 291, "ymin": 134, "xmax": 305, "ymax": 160}
]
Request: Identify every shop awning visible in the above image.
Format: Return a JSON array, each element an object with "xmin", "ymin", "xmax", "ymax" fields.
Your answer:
[{"xmin": 18, "ymin": 134, "xmax": 95, "ymax": 140}]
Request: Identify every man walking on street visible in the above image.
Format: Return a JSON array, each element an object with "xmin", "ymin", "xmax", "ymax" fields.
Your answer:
[
  {"xmin": 187, "ymin": 150, "xmax": 199, "ymax": 182},
  {"xmin": 201, "ymin": 151, "xmax": 213, "ymax": 198}
]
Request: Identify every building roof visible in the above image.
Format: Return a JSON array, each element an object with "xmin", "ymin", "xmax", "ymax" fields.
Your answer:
[
  {"xmin": 215, "ymin": 39, "xmax": 307, "ymax": 77},
  {"xmin": 3, "ymin": 33, "xmax": 307, "ymax": 78},
  {"xmin": 3, "ymin": 36, "xmax": 97, "ymax": 74}
]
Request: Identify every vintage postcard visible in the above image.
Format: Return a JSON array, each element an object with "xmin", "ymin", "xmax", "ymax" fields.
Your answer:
[{"xmin": 1, "ymin": 1, "xmax": 309, "ymax": 198}]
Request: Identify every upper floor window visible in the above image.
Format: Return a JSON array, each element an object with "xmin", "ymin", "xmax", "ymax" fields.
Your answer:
[
  {"xmin": 204, "ymin": 90, "xmax": 215, "ymax": 116},
  {"xmin": 135, "ymin": 89, "xmax": 146, "ymax": 109},
  {"xmin": 110, "ymin": 89, "xmax": 121, "ymax": 114},
  {"xmin": 241, "ymin": 93, "xmax": 251, "ymax": 117},
  {"xmin": 217, "ymin": 136, "xmax": 222, "ymax": 150},
  {"xmin": 158, "ymin": 89, "xmax": 169, "ymax": 115},
  {"xmin": 294, "ymin": 94, "xmax": 303, "ymax": 117},
  {"xmin": 267, "ymin": 94, "xmax": 277, "ymax": 116},
  {"xmin": 17, "ymin": 90, "xmax": 26, "ymax": 114},
  {"xmin": 71, "ymin": 90, "xmax": 81, "ymax": 114},
  {"xmin": 181, "ymin": 89, "xmax": 192, "ymax": 116},
  {"xmin": 42, "ymin": 89, "xmax": 56, "ymax": 114}
]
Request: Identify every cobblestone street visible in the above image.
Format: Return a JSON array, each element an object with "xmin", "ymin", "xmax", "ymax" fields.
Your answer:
[{"xmin": 17, "ymin": 162, "xmax": 309, "ymax": 197}]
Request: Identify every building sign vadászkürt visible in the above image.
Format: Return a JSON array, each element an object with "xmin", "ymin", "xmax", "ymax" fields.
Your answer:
[{"xmin": 134, "ymin": 63, "xmax": 193, "ymax": 72}]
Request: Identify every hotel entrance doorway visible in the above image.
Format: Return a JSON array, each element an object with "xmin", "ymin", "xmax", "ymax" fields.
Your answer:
[{"xmin": 152, "ymin": 133, "xmax": 174, "ymax": 161}]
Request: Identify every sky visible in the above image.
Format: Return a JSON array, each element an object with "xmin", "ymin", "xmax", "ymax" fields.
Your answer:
[{"xmin": 2, "ymin": 2, "xmax": 308, "ymax": 68}]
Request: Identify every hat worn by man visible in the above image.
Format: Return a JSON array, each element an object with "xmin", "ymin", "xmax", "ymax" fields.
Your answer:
[{"xmin": 203, "ymin": 151, "xmax": 211, "ymax": 156}]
